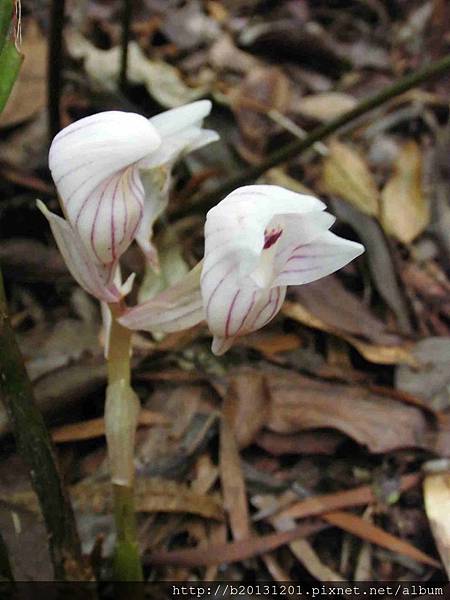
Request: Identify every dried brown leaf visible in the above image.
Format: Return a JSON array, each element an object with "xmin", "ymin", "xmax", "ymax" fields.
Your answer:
[
  {"xmin": 324, "ymin": 511, "xmax": 440, "ymax": 568},
  {"xmin": 322, "ymin": 140, "xmax": 379, "ymax": 216},
  {"xmin": 277, "ymin": 474, "xmax": 420, "ymax": 521},
  {"xmin": 266, "ymin": 369, "xmax": 428, "ymax": 453},
  {"xmin": 282, "ymin": 300, "xmax": 418, "ymax": 367},
  {"xmin": 148, "ymin": 521, "xmax": 325, "ymax": 567},
  {"xmin": 295, "ymin": 92, "xmax": 357, "ymax": 122},
  {"xmin": 222, "ymin": 369, "xmax": 270, "ymax": 448},
  {"xmin": 51, "ymin": 410, "xmax": 169, "ymax": 443},
  {"xmin": 219, "ymin": 417, "xmax": 250, "ymax": 540},
  {"xmin": 256, "ymin": 430, "xmax": 344, "ymax": 456},
  {"xmin": 209, "ymin": 33, "xmax": 260, "ymax": 74},
  {"xmin": 381, "ymin": 141, "xmax": 429, "ymax": 244},
  {"xmin": 395, "ymin": 337, "xmax": 450, "ymax": 411},
  {"xmin": 231, "ymin": 66, "xmax": 291, "ymax": 163},
  {"xmin": 73, "ymin": 477, "xmax": 224, "ymax": 521},
  {"xmin": 330, "ymin": 198, "xmax": 412, "ymax": 335},
  {"xmin": 293, "ymin": 275, "xmax": 402, "ymax": 345}
]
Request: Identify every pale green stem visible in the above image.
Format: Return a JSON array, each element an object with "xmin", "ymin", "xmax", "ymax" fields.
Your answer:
[{"xmin": 106, "ymin": 304, "xmax": 143, "ymax": 582}]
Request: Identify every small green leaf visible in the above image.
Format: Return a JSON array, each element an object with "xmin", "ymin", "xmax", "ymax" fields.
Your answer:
[
  {"xmin": 0, "ymin": 0, "xmax": 13, "ymax": 53},
  {"xmin": 0, "ymin": 38, "xmax": 22, "ymax": 114}
]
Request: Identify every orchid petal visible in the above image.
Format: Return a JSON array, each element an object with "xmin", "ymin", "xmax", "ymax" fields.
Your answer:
[
  {"xmin": 37, "ymin": 201, "xmax": 120, "ymax": 303},
  {"xmin": 142, "ymin": 100, "xmax": 219, "ymax": 168},
  {"xmin": 119, "ymin": 263, "xmax": 204, "ymax": 333},
  {"xmin": 209, "ymin": 286, "xmax": 287, "ymax": 356},
  {"xmin": 134, "ymin": 169, "xmax": 170, "ymax": 269},
  {"xmin": 49, "ymin": 111, "xmax": 161, "ymax": 264},
  {"xmin": 149, "ymin": 100, "xmax": 213, "ymax": 137},
  {"xmin": 135, "ymin": 102, "xmax": 218, "ymax": 265},
  {"xmin": 273, "ymin": 230, "xmax": 365, "ymax": 287},
  {"xmin": 204, "ymin": 185, "xmax": 327, "ymax": 282}
]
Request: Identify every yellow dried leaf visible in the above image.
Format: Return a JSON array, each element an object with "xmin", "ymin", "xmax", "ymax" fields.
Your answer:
[
  {"xmin": 424, "ymin": 473, "xmax": 450, "ymax": 577},
  {"xmin": 322, "ymin": 140, "xmax": 379, "ymax": 216},
  {"xmin": 381, "ymin": 140, "xmax": 429, "ymax": 244},
  {"xmin": 282, "ymin": 301, "xmax": 418, "ymax": 367},
  {"xmin": 297, "ymin": 92, "xmax": 357, "ymax": 122}
]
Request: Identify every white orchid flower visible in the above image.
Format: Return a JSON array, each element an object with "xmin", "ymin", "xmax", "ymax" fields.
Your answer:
[
  {"xmin": 119, "ymin": 185, "xmax": 365, "ymax": 355},
  {"xmin": 135, "ymin": 100, "xmax": 219, "ymax": 267},
  {"xmin": 39, "ymin": 101, "xmax": 218, "ymax": 302}
]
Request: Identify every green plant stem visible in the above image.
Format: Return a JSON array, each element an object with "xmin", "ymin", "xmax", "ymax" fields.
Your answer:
[
  {"xmin": 119, "ymin": 0, "xmax": 132, "ymax": 91},
  {"xmin": 0, "ymin": 268, "xmax": 85, "ymax": 580},
  {"xmin": 174, "ymin": 52, "xmax": 450, "ymax": 219},
  {"xmin": 107, "ymin": 305, "xmax": 143, "ymax": 582},
  {"xmin": 48, "ymin": 0, "xmax": 65, "ymax": 139}
]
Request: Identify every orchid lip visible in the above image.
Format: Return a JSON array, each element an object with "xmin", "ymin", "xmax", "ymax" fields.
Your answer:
[{"xmin": 263, "ymin": 227, "xmax": 283, "ymax": 249}]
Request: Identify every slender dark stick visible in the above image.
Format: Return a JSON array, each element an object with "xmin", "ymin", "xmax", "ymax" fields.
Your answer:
[
  {"xmin": 48, "ymin": 0, "xmax": 66, "ymax": 139},
  {"xmin": 0, "ymin": 529, "xmax": 13, "ymax": 581},
  {"xmin": 0, "ymin": 268, "xmax": 87, "ymax": 580},
  {"xmin": 119, "ymin": 0, "xmax": 132, "ymax": 91},
  {"xmin": 174, "ymin": 52, "xmax": 450, "ymax": 218}
]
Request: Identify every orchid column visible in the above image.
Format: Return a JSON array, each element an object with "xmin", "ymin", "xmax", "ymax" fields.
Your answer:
[{"xmin": 40, "ymin": 102, "xmax": 218, "ymax": 580}]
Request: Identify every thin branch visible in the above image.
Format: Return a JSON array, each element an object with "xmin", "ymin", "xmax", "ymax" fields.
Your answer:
[
  {"xmin": 0, "ymin": 268, "xmax": 87, "ymax": 580},
  {"xmin": 0, "ymin": 529, "xmax": 13, "ymax": 581},
  {"xmin": 119, "ymin": 0, "xmax": 132, "ymax": 91},
  {"xmin": 48, "ymin": 0, "xmax": 65, "ymax": 139},
  {"xmin": 174, "ymin": 52, "xmax": 450, "ymax": 219}
]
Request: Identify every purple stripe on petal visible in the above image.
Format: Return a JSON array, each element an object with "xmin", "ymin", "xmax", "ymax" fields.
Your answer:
[
  {"xmin": 225, "ymin": 290, "xmax": 240, "ymax": 338},
  {"xmin": 280, "ymin": 266, "xmax": 324, "ymax": 275},
  {"xmin": 234, "ymin": 290, "xmax": 257, "ymax": 337},
  {"xmin": 205, "ymin": 265, "xmax": 235, "ymax": 319},
  {"xmin": 251, "ymin": 289, "xmax": 274, "ymax": 327}
]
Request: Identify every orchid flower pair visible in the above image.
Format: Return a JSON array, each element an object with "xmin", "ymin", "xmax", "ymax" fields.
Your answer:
[{"xmin": 40, "ymin": 102, "xmax": 364, "ymax": 355}]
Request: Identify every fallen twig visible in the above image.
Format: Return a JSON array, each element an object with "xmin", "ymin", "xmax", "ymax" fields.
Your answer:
[
  {"xmin": 0, "ymin": 268, "xmax": 88, "ymax": 580},
  {"xmin": 175, "ymin": 53, "xmax": 450, "ymax": 218}
]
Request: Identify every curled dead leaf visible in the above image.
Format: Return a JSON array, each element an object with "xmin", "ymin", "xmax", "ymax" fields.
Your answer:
[{"xmin": 265, "ymin": 368, "xmax": 428, "ymax": 453}]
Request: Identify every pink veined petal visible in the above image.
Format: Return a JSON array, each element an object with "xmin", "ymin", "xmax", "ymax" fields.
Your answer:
[
  {"xmin": 204, "ymin": 185, "xmax": 327, "ymax": 282},
  {"xmin": 37, "ymin": 201, "xmax": 120, "ymax": 303},
  {"xmin": 119, "ymin": 264, "xmax": 204, "ymax": 333},
  {"xmin": 272, "ymin": 230, "xmax": 365, "ymax": 287},
  {"xmin": 249, "ymin": 286, "xmax": 287, "ymax": 331},
  {"xmin": 49, "ymin": 111, "xmax": 161, "ymax": 264},
  {"xmin": 75, "ymin": 165, "xmax": 145, "ymax": 265},
  {"xmin": 209, "ymin": 286, "xmax": 287, "ymax": 356}
]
